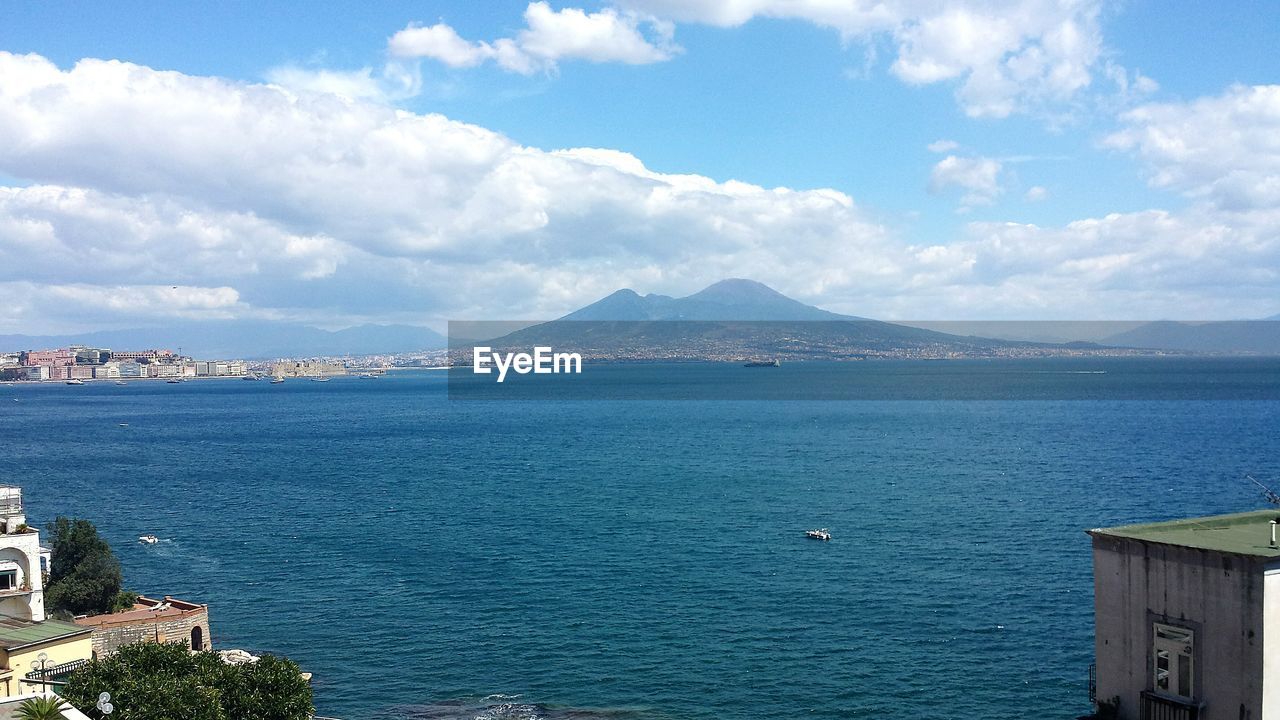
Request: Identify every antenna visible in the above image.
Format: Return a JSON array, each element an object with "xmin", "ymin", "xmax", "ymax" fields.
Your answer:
[{"xmin": 1248, "ymin": 475, "xmax": 1280, "ymax": 507}]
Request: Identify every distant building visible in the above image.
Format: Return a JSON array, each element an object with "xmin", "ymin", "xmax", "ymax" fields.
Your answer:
[
  {"xmin": 19, "ymin": 350, "xmax": 72, "ymax": 367},
  {"xmin": 110, "ymin": 350, "xmax": 173, "ymax": 363},
  {"xmin": 73, "ymin": 596, "xmax": 211, "ymax": 657},
  {"xmin": 20, "ymin": 366, "xmax": 49, "ymax": 381},
  {"xmin": 149, "ymin": 364, "xmax": 180, "ymax": 378},
  {"xmin": 91, "ymin": 363, "xmax": 120, "ymax": 379},
  {"xmin": 0, "ymin": 486, "xmax": 94, "ymax": 696},
  {"xmin": 271, "ymin": 361, "xmax": 346, "ymax": 378},
  {"xmin": 1089, "ymin": 510, "xmax": 1280, "ymax": 720},
  {"xmin": 117, "ymin": 362, "xmax": 146, "ymax": 378}
]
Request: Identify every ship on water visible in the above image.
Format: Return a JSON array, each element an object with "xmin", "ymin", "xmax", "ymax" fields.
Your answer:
[{"xmin": 743, "ymin": 359, "xmax": 781, "ymax": 367}]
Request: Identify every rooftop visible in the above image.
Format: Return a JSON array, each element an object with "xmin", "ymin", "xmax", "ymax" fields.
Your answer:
[
  {"xmin": 1090, "ymin": 509, "xmax": 1280, "ymax": 558},
  {"xmin": 73, "ymin": 596, "xmax": 206, "ymax": 629},
  {"xmin": 0, "ymin": 617, "xmax": 91, "ymax": 651}
]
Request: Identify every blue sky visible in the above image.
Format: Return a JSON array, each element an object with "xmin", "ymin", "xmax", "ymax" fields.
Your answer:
[{"xmin": 1, "ymin": 1, "xmax": 1278, "ymax": 331}]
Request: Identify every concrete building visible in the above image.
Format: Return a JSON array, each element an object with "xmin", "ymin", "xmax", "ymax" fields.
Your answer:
[
  {"xmin": 271, "ymin": 361, "xmax": 346, "ymax": 378},
  {"xmin": 1089, "ymin": 509, "xmax": 1280, "ymax": 720},
  {"xmin": 117, "ymin": 362, "xmax": 145, "ymax": 378},
  {"xmin": 0, "ymin": 487, "xmax": 93, "ymax": 696},
  {"xmin": 73, "ymin": 596, "xmax": 211, "ymax": 657},
  {"xmin": 19, "ymin": 351, "xmax": 72, "ymax": 368},
  {"xmin": 0, "ymin": 619, "xmax": 92, "ymax": 697},
  {"xmin": 17, "ymin": 367, "xmax": 47, "ymax": 381},
  {"xmin": 91, "ymin": 364, "xmax": 120, "ymax": 380},
  {"xmin": 0, "ymin": 489, "xmax": 44, "ymax": 623}
]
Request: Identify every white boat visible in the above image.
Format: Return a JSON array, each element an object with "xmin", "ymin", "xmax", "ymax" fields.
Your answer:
[
  {"xmin": 65, "ymin": 379, "xmax": 85, "ymax": 385},
  {"xmin": 805, "ymin": 528, "xmax": 832, "ymax": 541},
  {"xmin": 138, "ymin": 534, "xmax": 159, "ymax": 544},
  {"xmin": 271, "ymin": 376, "xmax": 285, "ymax": 384},
  {"xmin": 114, "ymin": 380, "xmax": 127, "ymax": 386},
  {"xmin": 310, "ymin": 377, "xmax": 331, "ymax": 382},
  {"xmin": 166, "ymin": 379, "xmax": 181, "ymax": 384}
]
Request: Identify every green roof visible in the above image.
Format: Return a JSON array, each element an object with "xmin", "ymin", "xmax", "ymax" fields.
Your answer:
[
  {"xmin": 1090, "ymin": 509, "xmax": 1280, "ymax": 558},
  {"xmin": 0, "ymin": 616, "xmax": 91, "ymax": 651}
]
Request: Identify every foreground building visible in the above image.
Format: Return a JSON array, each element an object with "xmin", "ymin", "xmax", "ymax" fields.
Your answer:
[
  {"xmin": 0, "ymin": 487, "xmax": 93, "ymax": 696},
  {"xmin": 73, "ymin": 596, "xmax": 211, "ymax": 657},
  {"xmin": 1089, "ymin": 509, "xmax": 1280, "ymax": 720}
]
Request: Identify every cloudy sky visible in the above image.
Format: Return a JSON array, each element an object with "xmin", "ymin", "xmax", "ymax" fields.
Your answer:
[{"xmin": 1, "ymin": 1, "xmax": 1278, "ymax": 333}]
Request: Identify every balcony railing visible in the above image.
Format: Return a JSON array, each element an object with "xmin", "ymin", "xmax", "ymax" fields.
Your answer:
[{"xmin": 1140, "ymin": 691, "xmax": 1200, "ymax": 720}]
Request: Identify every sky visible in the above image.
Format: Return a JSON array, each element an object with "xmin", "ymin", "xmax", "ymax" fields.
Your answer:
[{"xmin": 0, "ymin": 0, "xmax": 1278, "ymax": 333}]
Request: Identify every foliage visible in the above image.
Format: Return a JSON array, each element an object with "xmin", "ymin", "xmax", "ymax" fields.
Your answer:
[
  {"xmin": 111, "ymin": 589, "xmax": 141, "ymax": 612},
  {"xmin": 44, "ymin": 517, "xmax": 125, "ymax": 616},
  {"xmin": 61, "ymin": 641, "xmax": 314, "ymax": 720},
  {"xmin": 14, "ymin": 695, "xmax": 70, "ymax": 720}
]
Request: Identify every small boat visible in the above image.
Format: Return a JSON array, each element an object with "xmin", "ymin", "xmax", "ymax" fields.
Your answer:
[
  {"xmin": 117, "ymin": 423, "xmax": 129, "ymax": 427},
  {"xmin": 310, "ymin": 377, "xmax": 331, "ymax": 383},
  {"xmin": 65, "ymin": 379, "xmax": 85, "ymax": 385},
  {"xmin": 242, "ymin": 374, "xmax": 260, "ymax": 381},
  {"xmin": 166, "ymin": 379, "xmax": 181, "ymax": 384},
  {"xmin": 744, "ymin": 359, "xmax": 781, "ymax": 368},
  {"xmin": 271, "ymin": 376, "xmax": 285, "ymax": 384},
  {"xmin": 138, "ymin": 535, "xmax": 159, "ymax": 544},
  {"xmin": 114, "ymin": 380, "xmax": 127, "ymax": 386},
  {"xmin": 805, "ymin": 528, "xmax": 832, "ymax": 541}
]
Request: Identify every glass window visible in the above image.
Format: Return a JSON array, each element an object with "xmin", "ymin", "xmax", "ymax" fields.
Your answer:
[{"xmin": 0, "ymin": 570, "xmax": 15, "ymax": 590}]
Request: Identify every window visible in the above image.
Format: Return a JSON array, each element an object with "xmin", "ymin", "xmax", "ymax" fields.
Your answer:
[
  {"xmin": 1153, "ymin": 623, "xmax": 1195, "ymax": 700},
  {"xmin": 0, "ymin": 570, "xmax": 15, "ymax": 591}
]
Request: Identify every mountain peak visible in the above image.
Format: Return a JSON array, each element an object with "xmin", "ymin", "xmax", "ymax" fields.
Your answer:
[
  {"xmin": 687, "ymin": 278, "xmax": 788, "ymax": 303},
  {"xmin": 561, "ymin": 278, "xmax": 855, "ymax": 322}
]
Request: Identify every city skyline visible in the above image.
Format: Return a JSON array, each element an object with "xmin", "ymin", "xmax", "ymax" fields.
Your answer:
[{"xmin": 1, "ymin": 1, "xmax": 1278, "ymax": 334}]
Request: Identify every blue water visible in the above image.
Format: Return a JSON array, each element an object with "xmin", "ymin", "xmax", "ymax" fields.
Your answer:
[{"xmin": 2, "ymin": 361, "xmax": 1278, "ymax": 719}]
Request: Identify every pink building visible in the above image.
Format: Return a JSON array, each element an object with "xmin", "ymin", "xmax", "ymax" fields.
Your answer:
[
  {"xmin": 20, "ymin": 349, "xmax": 73, "ymax": 367},
  {"xmin": 68, "ymin": 366, "xmax": 94, "ymax": 380}
]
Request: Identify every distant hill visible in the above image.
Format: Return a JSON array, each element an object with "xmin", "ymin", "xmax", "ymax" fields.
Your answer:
[
  {"xmin": 475, "ymin": 279, "xmax": 1104, "ymax": 361},
  {"xmin": 0, "ymin": 321, "xmax": 446, "ymax": 359},
  {"xmin": 1101, "ymin": 320, "xmax": 1280, "ymax": 355}
]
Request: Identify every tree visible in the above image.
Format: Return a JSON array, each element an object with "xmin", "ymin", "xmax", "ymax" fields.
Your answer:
[
  {"xmin": 61, "ymin": 641, "xmax": 314, "ymax": 720},
  {"xmin": 43, "ymin": 517, "xmax": 125, "ymax": 617},
  {"xmin": 14, "ymin": 695, "xmax": 71, "ymax": 720}
]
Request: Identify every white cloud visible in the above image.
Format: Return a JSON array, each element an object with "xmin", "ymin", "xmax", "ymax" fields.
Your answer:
[
  {"xmin": 388, "ymin": 2, "xmax": 678, "ymax": 74},
  {"xmin": 1025, "ymin": 185, "xmax": 1048, "ymax": 201},
  {"xmin": 265, "ymin": 63, "xmax": 421, "ymax": 102},
  {"xmin": 929, "ymin": 155, "xmax": 1004, "ymax": 208},
  {"xmin": 1105, "ymin": 84, "xmax": 1280, "ymax": 212},
  {"xmin": 928, "ymin": 139, "xmax": 959, "ymax": 153},
  {"xmin": 619, "ymin": 0, "xmax": 1106, "ymax": 117},
  {"xmin": 0, "ymin": 52, "xmax": 1275, "ymax": 328}
]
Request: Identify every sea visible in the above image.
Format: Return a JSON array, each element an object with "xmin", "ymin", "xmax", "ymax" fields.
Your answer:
[{"xmin": 3, "ymin": 358, "xmax": 1278, "ymax": 720}]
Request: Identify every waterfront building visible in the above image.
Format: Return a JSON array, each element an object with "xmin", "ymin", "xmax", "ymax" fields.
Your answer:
[
  {"xmin": 271, "ymin": 361, "xmax": 346, "ymax": 377},
  {"xmin": 19, "ymin": 350, "xmax": 72, "ymax": 367},
  {"xmin": 73, "ymin": 596, "xmax": 211, "ymax": 657},
  {"xmin": 0, "ymin": 487, "xmax": 94, "ymax": 696},
  {"xmin": 91, "ymin": 363, "xmax": 120, "ymax": 380},
  {"xmin": 66, "ymin": 367, "xmax": 93, "ymax": 381},
  {"xmin": 20, "ymin": 366, "xmax": 49, "ymax": 381},
  {"xmin": 1089, "ymin": 510, "xmax": 1280, "ymax": 720},
  {"xmin": 69, "ymin": 347, "xmax": 109, "ymax": 365},
  {"xmin": 110, "ymin": 349, "xmax": 172, "ymax": 362},
  {"xmin": 117, "ymin": 362, "xmax": 145, "ymax": 378},
  {"xmin": 149, "ymin": 364, "xmax": 180, "ymax": 378}
]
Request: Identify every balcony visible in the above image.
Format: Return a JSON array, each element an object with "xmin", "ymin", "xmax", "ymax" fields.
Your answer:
[{"xmin": 1141, "ymin": 691, "xmax": 1200, "ymax": 720}]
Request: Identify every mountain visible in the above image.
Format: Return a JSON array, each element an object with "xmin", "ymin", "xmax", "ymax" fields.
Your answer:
[
  {"xmin": 0, "ymin": 321, "xmax": 446, "ymax": 359},
  {"xmin": 474, "ymin": 280, "xmax": 1092, "ymax": 361},
  {"xmin": 1101, "ymin": 320, "xmax": 1280, "ymax": 355},
  {"xmin": 561, "ymin": 279, "xmax": 855, "ymax": 321}
]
